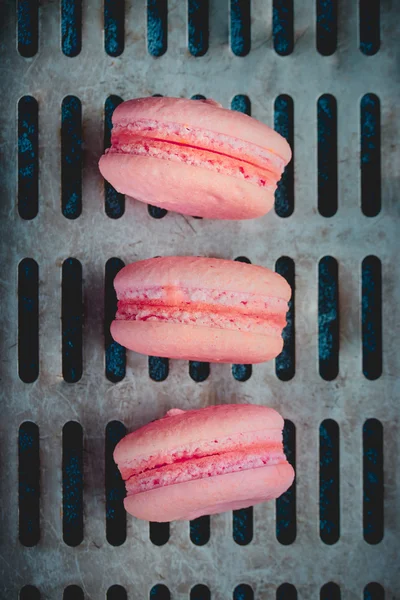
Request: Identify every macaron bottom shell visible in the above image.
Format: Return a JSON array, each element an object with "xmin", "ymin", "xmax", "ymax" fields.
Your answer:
[
  {"xmin": 111, "ymin": 320, "xmax": 284, "ymax": 364},
  {"xmin": 124, "ymin": 462, "xmax": 295, "ymax": 522},
  {"xmin": 99, "ymin": 153, "xmax": 275, "ymax": 219}
]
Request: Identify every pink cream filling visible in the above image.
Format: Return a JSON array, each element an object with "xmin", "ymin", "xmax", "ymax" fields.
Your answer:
[
  {"xmin": 115, "ymin": 287, "xmax": 288, "ymax": 336},
  {"xmin": 124, "ymin": 444, "xmax": 285, "ymax": 495},
  {"xmin": 108, "ymin": 119, "xmax": 286, "ymax": 189}
]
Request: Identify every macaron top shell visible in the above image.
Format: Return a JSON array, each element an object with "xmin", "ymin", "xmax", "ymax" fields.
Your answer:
[
  {"xmin": 114, "ymin": 404, "xmax": 284, "ymax": 476},
  {"xmin": 114, "ymin": 256, "xmax": 291, "ymax": 302},
  {"xmin": 111, "ymin": 97, "xmax": 292, "ymax": 163}
]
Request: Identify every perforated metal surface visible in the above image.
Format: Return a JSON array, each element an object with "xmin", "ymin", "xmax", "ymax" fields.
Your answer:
[{"xmin": 0, "ymin": 1, "xmax": 399, "ymax": 599}]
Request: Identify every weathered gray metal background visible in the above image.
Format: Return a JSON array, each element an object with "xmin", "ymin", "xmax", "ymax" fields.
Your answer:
[{"xmin": 0, "ymin": 1, "xmax": 398, "ymax": 598}]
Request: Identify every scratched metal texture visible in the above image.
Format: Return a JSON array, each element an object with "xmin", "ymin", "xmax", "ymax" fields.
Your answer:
[{"xmin": 0, "ymin": 1, "xmax": 399, "ymax": 599}]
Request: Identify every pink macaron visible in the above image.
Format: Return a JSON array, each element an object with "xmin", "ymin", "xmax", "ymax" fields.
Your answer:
[
  {"xmin": 114, "ymin": 404, "xmax": 294, "ymax": 522},
  {"xmin": 99, "ymin": 96, "xmax": 291, "ymax": 219},
  {"xmin": 111, "ymin": 256, "xmax": 291, "ymax": 364}
]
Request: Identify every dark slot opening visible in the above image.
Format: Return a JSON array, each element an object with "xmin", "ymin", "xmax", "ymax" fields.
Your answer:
[
  {"xmin": 104, "ymin": 96, "xmax": 125, "ymax": 218},
  {"xmin": 231, "ymin": 94, "xmax": 251, "ymax": 115},
  {"xmin": 233, "ymin": 507, "xmax": 253, "ymax": 545},
  {"xmin": 316, "ymin": 0, "xmax": 337, "ymax": 55},
  {"xmin": 361, "ymin": 94, "xmax": 381, "ymax": 216},
  {"xmin": 18, "ymin": 96, "xmax": 39, "ymax": 219},
  {"xmin": 150, "ymin": 521, "xmax": 170, "ymax": 546},
  {"xmin": 189, "ymin": 0, "xmax": 209, "ymax": 57},
  {"xmin": 62, "ymin": 258, "xmax": 83, "ymax": 383},
  {"xmin": 318, "ymin": 95, "xmax": 338, "ymax": 217},
  {"xmin": 105, "ymin": 421, "xmax": 127, "ymax": 546},
  {"xmin": 20, "ymin": 586, "xmax": 41, "ymax": 600},
  {"xmin": 319, "ymin": 419, "xmax": 340, "ymax": 544},
  {"xmin": 364, "ymin": 583, "xmax": 385, "ymax": 600},
  {"xmin": 19, "ymin": 422, "xmax": 40, "ymax": 546},
  {"xmin": 150, "ymin": 584, "xmax": 171, "ymax": 599},
  {"xmin": 362, "ymin": 256, "xmax": 382, "ymax": 380},
  {"xmin": 232, "ymin": 363, "xmax": 252, "ymax": 382},
  {"xmin": 63, "ymin": 586, "xmax": 84, "ymax": 600},
  {"xmin": 148, "ymin": 356, "xmax": 169, "ymax": 381},
  {"xmin": 273, "ymin": 0, "xmax": 294, "ymax": 56},
  {"xmin": 276, "ymin": 420, "xmax": 296, "ymax": 544},
  {"xmin": 274, "ymin": 95, "xmax": 294, "ymax": 218},
  {"xmin": 318, "ymin": 257, "xmax": 339, "ymax": 381},
  {"xmin": 107, "ymin": 586, "xmax": 128, "ymax": 600},
  {"xmin": 147, "ymin": 0, "xmax": 167, "ymax": 57},
  {"xmin": 189, "ymin": 361, "xmax": 210, "ymax": 382},
  {"xmin": 359, "ymin": 0, "xmax": 380, "ymax": 55},
  {"xmin": 104, "ymin": 0, "xmax": 124, "ymax": 57},
  {"xmin": 275, "ymin": 257, "xmax": 295, "ymax": 380},
  {"xmin": 233, "ymin": 585, "xmax": 254, "ymax": 600},
  {"xmin": 105, "ymin": 258, "xmax": 126, "ymax": 382},
  {"xmin": 61, "ymin": 0, "xmax": 82, "ymax": 57},
  {"xmin": 277, "ymin": 584, "xmax": 297, "ymax": 600},
  {"xmin": 18, "ymin": 258, "xmax": 39, "ymax": 383},
  {"xmin": 232, "ymin": 256, "xmax": 252, "ymax": 382},
  {"xmin": 148, "ymin": 204, "xmax": 168, "ymax": 218},
  {"xmin": 62, "ymin": 421, "xmax": 84, "ymax": 546},
  {"xmin": 61, "ymin": 96, "xmax": 82, "ymax": 219},
  {"xmin": 230, "ymin": 0, "xmax": 251, "ymax": 56},
  {"xmin": 190, "ymin": 515, "xmax": 210, "ymax": 545},
  {"xmin": 363, "ymin": 419, "xmax": 384, "ymax": 544},
  {"xmin": 191, "ymin": 584, "xmax": 211, "ymax": 600},
  {"xmin": 17, "ymin": 0, "xmax": 39, "ymax": 57},
  {"xmin": 320, "ymin": 583, "xmax": 341, "ymax": 600}
]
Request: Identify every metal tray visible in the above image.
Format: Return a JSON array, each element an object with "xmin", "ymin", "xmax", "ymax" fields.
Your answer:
[{"xmin": 0, "ymin": 1, "xmax": 398, "ymax": 598}]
